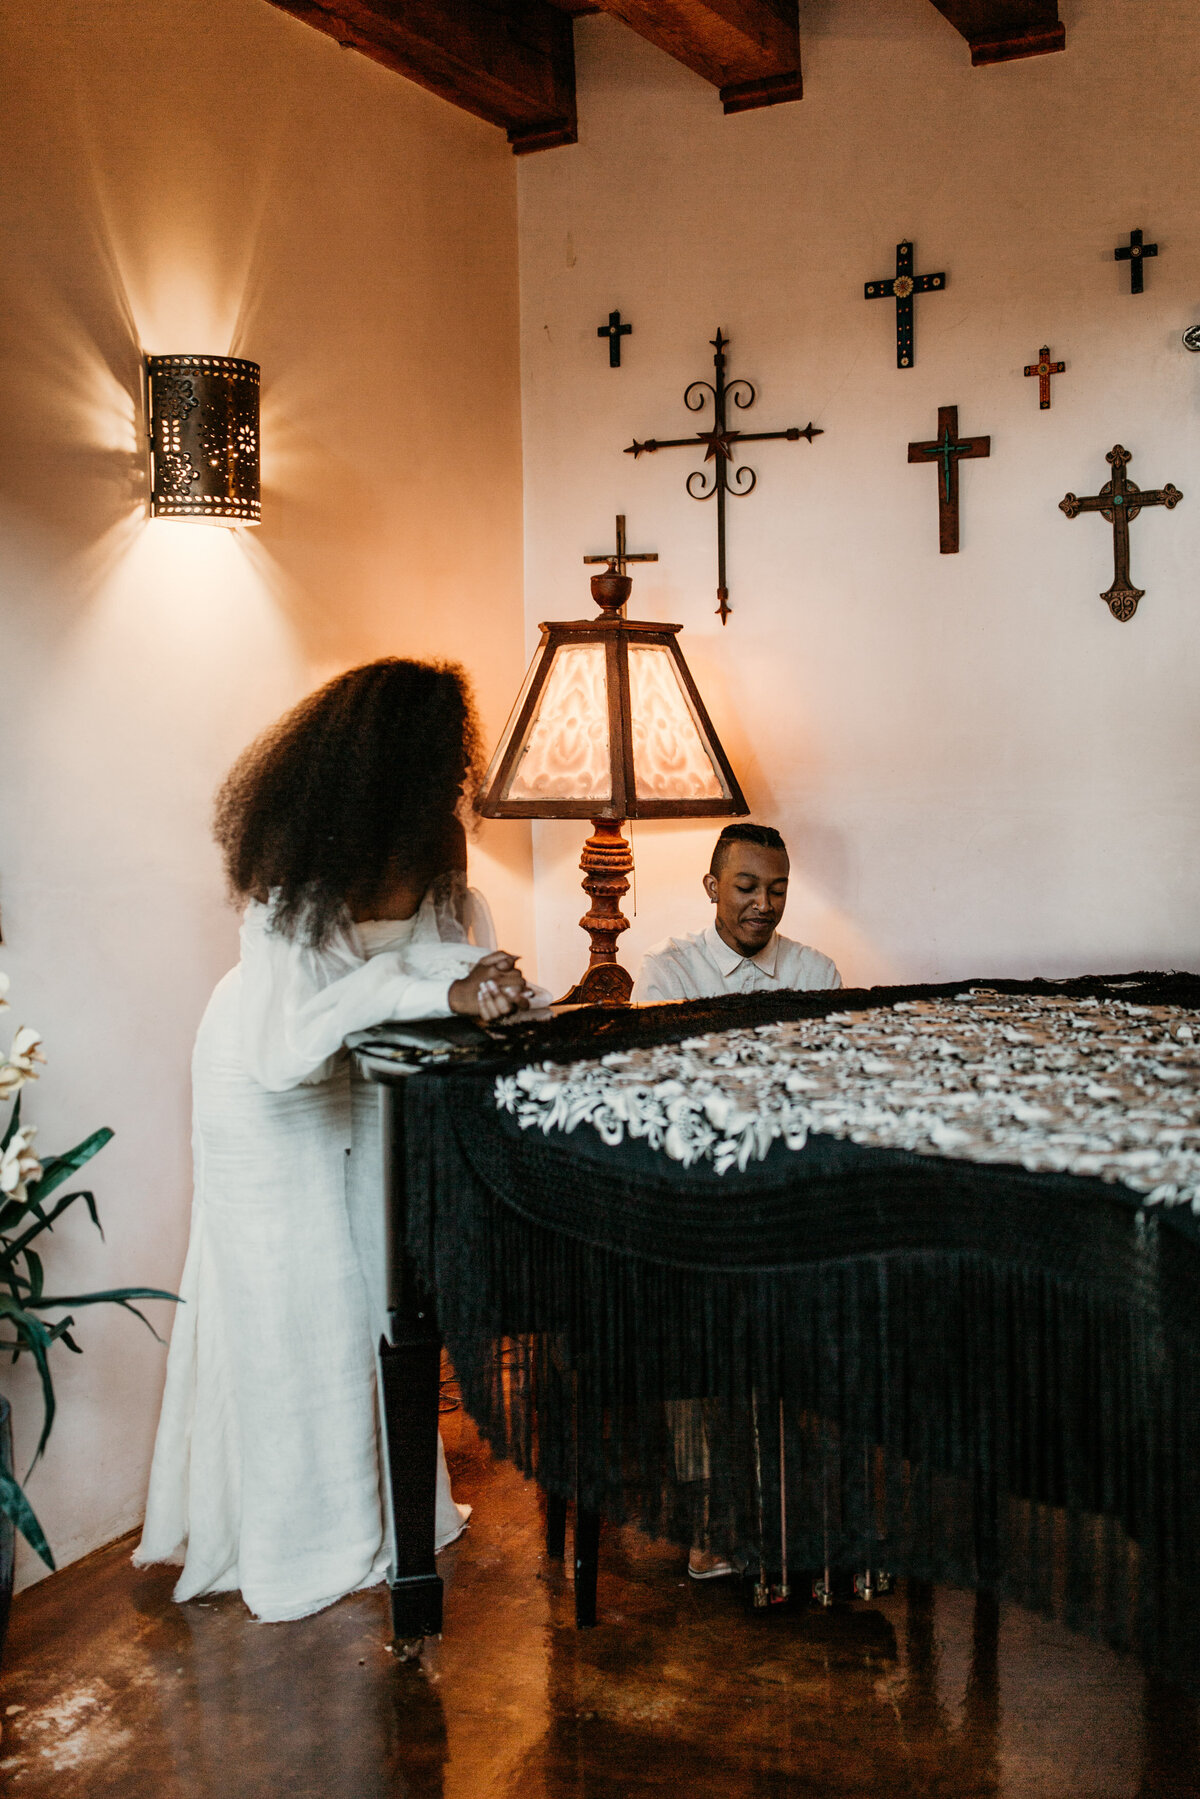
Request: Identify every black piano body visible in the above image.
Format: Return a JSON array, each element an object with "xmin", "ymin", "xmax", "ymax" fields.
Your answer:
[{"xmin": 350, "ymin": 975, "xmax": 1200, "ymax": 1686}]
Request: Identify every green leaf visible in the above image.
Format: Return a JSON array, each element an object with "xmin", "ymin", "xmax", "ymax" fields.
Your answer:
[
  {"xmin": 29, "ymin": 1286, "xmax": 179, "ymax": 1309},
  {"xmin": 4, "ymin": 1189, "xmax": 96, "ymax": 1256},
  {"xmin": 28, "ymin": 1288, "xmax": 179, "ymax": 1345},
  {"xmin": 1, "ymin": 1187, "xmax": 80, "ymax": 1259},
  {"xmin": 23, "ymin": 1249, "xmax": 43, "ymax": 1303},
  {"xmin": 1, "ymin": 1094, "xmax": 21, "ymax": 1155},
  {"xmin": 0, "ymin": 1470, "xmax": 55, "ymax": 1569},
  {"xmin": 0, "ymin": 1300, "xmax": 58, "ymax": 1465},
  {"xmin": 27, "ymin": 1129, "xmax": 113, "ymax": 1208}
]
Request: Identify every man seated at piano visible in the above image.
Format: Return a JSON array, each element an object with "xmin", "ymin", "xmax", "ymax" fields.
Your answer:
[
  {"xmin": 631, "ymin": 822, "xmax": 841, "ymax": 1006},
  {"xmin": 633, "ymin": 821, "xmax": 841, "ymax": 1579}
]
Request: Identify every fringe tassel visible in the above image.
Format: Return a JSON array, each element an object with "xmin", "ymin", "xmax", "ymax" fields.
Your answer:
[{"xmin": 403, "ymin": 1060, "xmax": 1200, "ymax": 1690}]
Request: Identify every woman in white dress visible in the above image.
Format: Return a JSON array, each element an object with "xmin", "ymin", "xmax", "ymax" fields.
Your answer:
[{"xmin": 136, "ymin": 659, "xmax": 533, "ymax": 1622}]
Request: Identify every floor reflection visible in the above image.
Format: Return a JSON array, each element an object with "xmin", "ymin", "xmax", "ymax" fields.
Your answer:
[{"xmin": 2, "ymin": 1415, "xmax": 1197, "ymax": 1799}]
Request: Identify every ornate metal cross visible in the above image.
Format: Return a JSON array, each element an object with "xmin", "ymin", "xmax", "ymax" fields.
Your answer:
[
  {"xmin": 1115, "ymin": 228, "xmax": 1157, "ymax": 294},
  {"xmin": 865, "ymin": 241, "xmax": 945, "ymax": 368},
  {"xmin": 598, "ymin": 310, "xmax": 632, "ymax": 367},
  {"xmin": 907, "ymin": 406, "xmax": 990, "ymax": 554},
  {"xmin": 1059, "ymin": 444, "xmax": 1183, "ymax": 621},
  {"xmin": 1024, "ymin": 345, "xmax": 1066, "ymax": 410},
  {"xmin": 625, "ymin": 330, "xmax": 822, "ymax": 625},
  {"xmin": 583, "ymin": 514, "xmax": 658, "ymax": 578}
]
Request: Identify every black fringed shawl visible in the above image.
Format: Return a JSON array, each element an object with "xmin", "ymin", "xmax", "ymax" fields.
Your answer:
[{"xmin": 380, "ymin": 974, "xmax": 1200, "ymax": 1686}]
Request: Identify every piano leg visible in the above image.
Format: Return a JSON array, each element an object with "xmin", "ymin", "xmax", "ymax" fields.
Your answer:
[
  {"xmin": 379, "ymin": 1329, "xmax": 444, "ymax": 1643},
  {"xmin": 574, "ymin": 1505, "xmax": 600, "ymax": 1628},
  {"xmin": 572, "ymin": 1375, "xmax": 600, "ymax": 1626},
  {"xmin": 377, "ymin": 1081, "xmax": 443, "ymax": 1644},
  {"xmin": 546, "ymin": 1492, "xmax": 568, "ymax": 1561}
]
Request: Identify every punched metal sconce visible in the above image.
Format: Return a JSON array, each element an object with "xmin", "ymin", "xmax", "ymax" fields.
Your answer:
[{"xmin": 146, "ymin": 355, "xmax": 261, "ymax": 523}]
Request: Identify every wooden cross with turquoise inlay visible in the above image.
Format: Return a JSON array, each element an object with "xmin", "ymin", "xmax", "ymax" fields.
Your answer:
[
  {"xmin": 907, "ymin": 405, "xmax": 990, "ymax": 554},
  {"xmin": 1059, "ymin": 444, "xmax": 1183, "ymax": 621}
]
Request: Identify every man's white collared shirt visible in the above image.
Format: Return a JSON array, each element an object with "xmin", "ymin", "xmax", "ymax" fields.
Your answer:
[{"xmin": 631, "ymin": 923, "xmax": 841, "ymax": 1004}]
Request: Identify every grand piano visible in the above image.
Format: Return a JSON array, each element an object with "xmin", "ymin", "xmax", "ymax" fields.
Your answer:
[{"xmin": 350, "ymin": 972, "xmax": 1200, "ymax": 1689}]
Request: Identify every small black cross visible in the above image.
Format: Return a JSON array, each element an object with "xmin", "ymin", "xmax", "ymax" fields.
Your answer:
[
  {"xmin": 598, "ymin": 310, "xmax": 632, "ymax": 367},
  {"xmin": 1115, "ymin": 228, "xmax": 1158, "ymax": 295},
  {"xmin": 583, "ymin": 515, "xmax": 658, "ymax": 578},
  {"xmin": 865, "ymin": 241, "xmax": 946, "ymax": 368}
]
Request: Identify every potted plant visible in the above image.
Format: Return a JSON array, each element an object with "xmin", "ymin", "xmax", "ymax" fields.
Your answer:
[{"xmin": 0, "ymin": 968, "xmax": 177, "ymax": 1657}]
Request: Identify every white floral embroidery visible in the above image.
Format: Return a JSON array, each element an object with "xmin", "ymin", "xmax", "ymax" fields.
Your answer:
[{"xmin": 494, "ymin": 991, "xmax": 1200, "ymax": 1206}]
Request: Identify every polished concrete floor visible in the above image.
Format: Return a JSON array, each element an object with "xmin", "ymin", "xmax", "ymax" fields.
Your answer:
[{"xmin": 2, "ymin": 1409, "xmax": 1198, "ymax": 1798}]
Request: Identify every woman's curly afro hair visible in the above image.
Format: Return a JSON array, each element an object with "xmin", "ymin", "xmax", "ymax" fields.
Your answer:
[{"xmin": 214, "ymin": 658, "xmax": 482, "ymax": 946}]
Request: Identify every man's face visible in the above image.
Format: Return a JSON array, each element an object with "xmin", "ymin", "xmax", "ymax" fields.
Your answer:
[{"xmin": 703, "ymin": 842, "xmax": 790, "ymax": 956}]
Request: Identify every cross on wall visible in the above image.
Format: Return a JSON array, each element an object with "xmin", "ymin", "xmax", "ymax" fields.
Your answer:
[
  {"xmin": 598, "ymin": 310, "xmax": 632, "ymax": 367},
  {"xmin": 1059, "ymin": 444, "xmax": 1183, "ymax": 621},
  {"xmin": 1114, "ymin": 228, "xmax": 1158, "ymax": 294},
  {"xmin": 1024, "ymin": 346, "xmax": 1066, "ymax": 410},
  {"xmin": 625, "ymin": 330, "xmax": 822, "ymax": 625},
  {"xmin": 907, "ymin": 406, "xmax": 990, "ymax": 554},
  {"xmin": 864, "ymin": 241, "xmax": 946, "ymax": 368},
  {"xmin": 583, "ymin": 514, "xmax": 658, "ymax": 579}
]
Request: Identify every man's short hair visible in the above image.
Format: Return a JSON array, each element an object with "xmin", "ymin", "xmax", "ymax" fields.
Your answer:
[{"xmin": 710, "ymin": 822, "xmax": 788, "ymax": 877}]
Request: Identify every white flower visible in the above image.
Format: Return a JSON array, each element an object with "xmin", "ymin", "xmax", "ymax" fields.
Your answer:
[
  {"xmin": 0, "ymin": 1125, "xmax": 42, "ymax": 1203},
  {"xmin": 0, "ymin": 1025, "xmax": 45, "ymax": 1101}
]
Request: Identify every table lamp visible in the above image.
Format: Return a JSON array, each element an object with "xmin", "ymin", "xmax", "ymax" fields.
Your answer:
[{"xmin": 476, "ymin": 519, "xmax": 748, "ymax": 1004}]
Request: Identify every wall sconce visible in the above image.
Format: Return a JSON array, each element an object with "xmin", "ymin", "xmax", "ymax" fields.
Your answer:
[
  {"xmin": 477, "ymin": 554, "xmax": 747, "ymax": 1004},
  {"xmin": 146, "ymin": 355, "xmax": 260, "ymax": 524}
]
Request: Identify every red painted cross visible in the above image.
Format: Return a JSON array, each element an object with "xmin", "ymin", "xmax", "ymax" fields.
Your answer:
[{"xmin": 1024, "ymin": 346, "xmax": 1066, "ymax": 410}]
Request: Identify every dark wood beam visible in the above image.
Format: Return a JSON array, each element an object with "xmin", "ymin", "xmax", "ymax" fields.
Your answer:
[
  {"xmin": 265, "ymin": 0, "xmax": 577, "ymax": 152},
  {"xmin": 591, "ymin": 0, "xmax": 801, "ymax": 114},
  {"xmin": 926, "ymin": 1, "xmax": 1065, "ymax": 66}
]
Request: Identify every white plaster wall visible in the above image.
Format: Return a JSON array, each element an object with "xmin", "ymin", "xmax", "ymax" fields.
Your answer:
[
  {"xmin": 0, "ymin": 0, "xmax": 529, "ymax": 1583},
  {"xmin": 517, "ymin": 0, "xmax": 1200, "ymax": 1000}
]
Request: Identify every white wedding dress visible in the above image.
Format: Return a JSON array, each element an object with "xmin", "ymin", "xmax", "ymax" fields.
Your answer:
[{"xmin": 135, "ymin": 880, "xmax": 499, "ymax": 1622}]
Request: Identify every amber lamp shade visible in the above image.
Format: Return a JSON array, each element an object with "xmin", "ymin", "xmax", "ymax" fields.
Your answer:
[{"xmin": 476, "ymin": 567, "xmax": 747, "ymax": 1005}]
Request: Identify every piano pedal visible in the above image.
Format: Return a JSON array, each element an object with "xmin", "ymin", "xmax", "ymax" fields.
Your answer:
[
  {"xmin": 853, "ymin": 1569, "xmax": 893, "ymax": 1601},
  {"xmin": 746, "ymin": 1571, "xmax": 799, "ymax": 1611},
  {"xmin": 812, "ymin": 1568, "xmax": 857, "ymax": 1607}
]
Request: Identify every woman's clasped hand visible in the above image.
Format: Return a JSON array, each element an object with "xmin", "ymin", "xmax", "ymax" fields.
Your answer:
[{"xmin": 449, "ymin": 949, "xmax": 534, "ymax": 1021}]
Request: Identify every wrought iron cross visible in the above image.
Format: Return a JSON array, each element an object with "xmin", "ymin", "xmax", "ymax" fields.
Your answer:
[
  {"xmin": 625, "ymin": 330, "xmax": 822, "ymax": 625},
  {"xmin": 1059, "ymin": 444, "xmax": 1183, "ymax": 621},
  {"xmin": 865, "ymin": 241, "xmax": 946, "ymax": 368},
  {"xmin": 907, "ymin": 406, "xmax": 990, "ymax": 554},
  {"xmin": 598, "ymin": 310, "xmax": 632, "ymax": 367},
  {"xmin": 1115, "ymin": 228, "xmax": 1157, "ymax": 294},
  {"xmin": 1024, "ymin": 345, "xmax": 1065, "ymax": 410},
  {"xmin": 583, "ymin": 514, "xmax": 658, "ymax": 578}
]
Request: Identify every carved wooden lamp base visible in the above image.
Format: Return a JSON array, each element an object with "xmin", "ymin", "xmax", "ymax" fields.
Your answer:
[{"xmin": 557, "ymin": 818, "xmax": 634, "ymax": 1006}]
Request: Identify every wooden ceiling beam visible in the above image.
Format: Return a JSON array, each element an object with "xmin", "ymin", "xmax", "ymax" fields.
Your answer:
[
  {"xmin": 926, "ymin": 1, "xmax": 1065, "ymax": 66},
  {"xmin": 591, "ymin": 0, "xmax": 802, "ymax": 114},
  {"xmin": 264, "ymin": 0, "xmax": 577, "ymax": 152}
]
